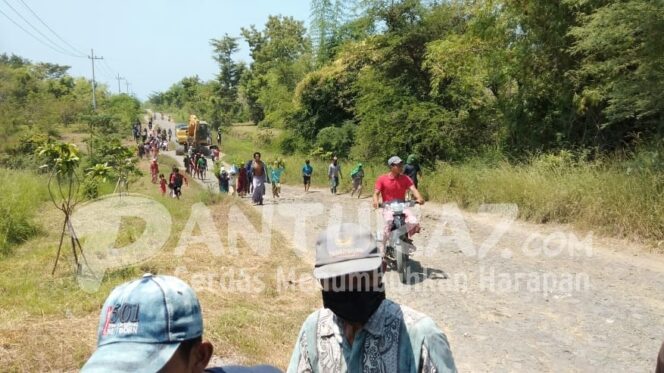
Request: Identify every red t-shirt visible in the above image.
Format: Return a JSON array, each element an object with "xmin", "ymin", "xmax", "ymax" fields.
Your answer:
[{"xmin": 375, "ymin": 173, "xmax": 413, "ymax": 203}]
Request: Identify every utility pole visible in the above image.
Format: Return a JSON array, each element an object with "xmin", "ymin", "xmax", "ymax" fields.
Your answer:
[
  {"xmin": 125, "ymin": 81, "xmax": 131, "ymax": 95},
  {"xmin": 115, "ymin": 73, "xmax": 124, "ymax": 94},
  {"xmin": 88, "ymin": 49, "xmax": 103, "ymax": 110}
]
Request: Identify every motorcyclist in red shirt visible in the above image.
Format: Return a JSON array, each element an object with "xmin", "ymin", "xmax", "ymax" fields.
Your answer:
[{"xmin": 373, "ymin": 156, "xmax": 425, "ymax": 252}]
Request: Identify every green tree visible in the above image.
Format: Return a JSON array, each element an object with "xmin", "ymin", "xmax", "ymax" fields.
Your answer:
[
  {"xmin": 210, "ymin": 34, "xmax": 243, "ymax": 127},
  {"xmin": 37, "ymin": 143, "xmax": 90, "ymax": 275},
  {"xmin": 569, "ymin": 0, "xmax": 664, "ymax": 145},
  {"xmin": 240, "ymin": 16, "xmax": 312, "ymax": 126},
  {"xmin": 310, "ymin": 0, "xmax": 350, "ymax": 64}
]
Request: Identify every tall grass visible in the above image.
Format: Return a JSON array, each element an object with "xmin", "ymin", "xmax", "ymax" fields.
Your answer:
[
  {"xmin": 0, "ymin": 168, "xmax": 49, "ymax": 255},
  {"xmin": 224, "ymin": 128, "xmax": 664, "ymax": 244},
  {"xmin": 422, "ymin": 152, "xmax": 664, "ymax": 243}
]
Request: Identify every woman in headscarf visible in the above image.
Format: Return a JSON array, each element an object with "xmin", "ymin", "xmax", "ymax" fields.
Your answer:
[{"xmin": 349, "ymin": 162, "xmax": 364, "ymax": 198}]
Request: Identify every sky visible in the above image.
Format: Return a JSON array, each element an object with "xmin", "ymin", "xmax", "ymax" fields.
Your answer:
[{"xmin": 0, "ymin": 0, "xmax": 311, "ymax": 100}]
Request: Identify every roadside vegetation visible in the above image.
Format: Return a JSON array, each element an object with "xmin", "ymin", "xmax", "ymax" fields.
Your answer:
[
  {"xmin": 0, "ymin": 151, "xmax": 319, "ymax": 371},
  {"xmin": 0, "ymin": 52, "xmax": 319, "ymax": 370},
  {"xmin": 149, "ymin": 0, "xmax": 663, "ymax": 246},
  {"xmin": 0, "ymin": 170, "xmax": 49, "ymax": 255},
  {"xmin": 225, "ymin": 125, "xmax": 664, "ymax": 247}
]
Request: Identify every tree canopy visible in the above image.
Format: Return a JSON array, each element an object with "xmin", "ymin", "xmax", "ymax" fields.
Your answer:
[{"xmin": 150, "ymin": 0, "xmax": 664, "ymax": 162}]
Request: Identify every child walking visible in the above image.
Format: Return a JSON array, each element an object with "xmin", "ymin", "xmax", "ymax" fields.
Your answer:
[
  {"xmin": 270, "ymin": 160, "xmax": 284, "ymax": 198},
  {"xmin": 159, "ymin": 174, "xmax": 167, "ymax": 196},
  {"xmin": 150, "ymin": 159, "xmax": 159, "ymax": 183}
]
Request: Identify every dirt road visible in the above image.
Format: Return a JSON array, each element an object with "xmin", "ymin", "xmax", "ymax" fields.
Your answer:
[{"xmin": 154, "ymin": 115, "xmax": 664, "ymax": 372}]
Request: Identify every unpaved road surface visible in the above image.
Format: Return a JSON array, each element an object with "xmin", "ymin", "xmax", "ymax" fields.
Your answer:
[{"xmin": 155, "ymin": 116, "xmax": 664, "ymax": 372}]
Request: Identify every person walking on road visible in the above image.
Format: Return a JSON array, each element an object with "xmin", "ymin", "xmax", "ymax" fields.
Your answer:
[
  {"xmin": 270, "ymin": 160, "xmax": 285, "ymax": 199},
  {"xmin": 150, "ymin": 159, "xmax": 159, "ymax": 183},
  {"xmin": 218, "ymin": 167, "xmax": 229, "ymax": 193},
  {"xmin": 197, "ymin": 156, "xmax": 208, "ymax": 180},
  {"xmin": 169, "ymin": 167, "xmax": 186, "ymax": 199},
  {"xmin": 404, "ymin": 154, "xmax": 423, "ymax": 200},
  {"xmin": 228, "ymin": 166, "xmax": 237, "ymax": 196},
  {"xmin": 250, "ymin": 152, "xmax": 269, "ymax": 205},
  {"xmin": 302, "ymin": 159, "xmax": 313, "ymax": 193},
  {"xmin": 328, "ymin": 156, "xmax": 342, "ymax": 195},
  {"xmin": 350, "ymin": 162, "xmax": 365, "ymax": 198},
  {"xmin": 183, "ymin": 154, "xmax": 191, "ymax": 175},
  {"xmin": 245, "ymin": 159, "xmax": 254, "ymax": 195},
  {"xmin": 237, "ymin": 165, "xmax": 248, "ymax": 197}
]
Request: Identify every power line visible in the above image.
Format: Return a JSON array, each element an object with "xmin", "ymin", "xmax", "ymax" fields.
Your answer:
[
  {"xmin": 15, "ymin": 0, "xmax": 86, "ymax": 57},
  {"xmin": 1, "ymin": 1, "xmax": 127, "ymax": 98},
  {"xmin": 96, "ymin": 60, "xmax": 116, "ymax": 82},
  {"xmin": 0, "ymin": 7, "xmax": 75, "ymax": 57},
  {"xmin": 1, "ymin": 0, "xmax": 84, "ymax": 58},
  {"xmin": 102, "ymin": 59, "xmax": 118, "ymax": 77}
]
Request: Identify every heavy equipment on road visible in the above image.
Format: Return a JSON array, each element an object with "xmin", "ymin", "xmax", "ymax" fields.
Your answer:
[{"xmin": 175, "ymin": 115, "xmax": 211, "ymax": 156}]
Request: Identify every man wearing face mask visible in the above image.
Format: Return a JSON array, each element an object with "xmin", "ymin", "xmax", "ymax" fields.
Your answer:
[{"xmin": 287, "ymin": 223, "xmax": 456, "ymax": 372}]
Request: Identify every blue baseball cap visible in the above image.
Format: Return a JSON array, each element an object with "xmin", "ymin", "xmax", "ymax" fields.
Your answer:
[{"xmin": 82, "ymin": 274, "xmax": 203, "ymax": 373}]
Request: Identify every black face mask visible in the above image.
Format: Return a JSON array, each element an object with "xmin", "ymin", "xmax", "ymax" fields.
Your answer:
[{"xmin": 321, "ymin": 290, "xmax": 386, "ymax": 324}]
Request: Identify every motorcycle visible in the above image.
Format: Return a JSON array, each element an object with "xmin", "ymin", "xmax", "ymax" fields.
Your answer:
[{"xmin": 379, "ymin": 199, "xmax": 418, "ymax": 284}]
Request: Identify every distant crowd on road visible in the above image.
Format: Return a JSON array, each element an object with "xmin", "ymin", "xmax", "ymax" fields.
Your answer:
[{"xmin": 133, "ymin": 119, "xmax": 172, "ymax": 160}]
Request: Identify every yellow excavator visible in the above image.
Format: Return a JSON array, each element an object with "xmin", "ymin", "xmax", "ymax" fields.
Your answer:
[{"xmin": 175, "ymin": 114, "xmax": 211, "ymax": 156}]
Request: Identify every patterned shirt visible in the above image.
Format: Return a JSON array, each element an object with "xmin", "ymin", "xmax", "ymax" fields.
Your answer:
[{"xmin": 287, "ymin": 299, "xmax": 456, "ymax": 373}]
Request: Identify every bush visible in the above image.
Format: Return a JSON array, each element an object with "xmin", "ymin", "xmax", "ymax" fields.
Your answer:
[
  {"xmin": 0, "ymin": 169, "xmax": 48, "ymax": 255},
  {"xmin": 254, "ymin": 129, "xmax": 274, "ymax": 147},
  {"xmin": 278, "ymin": 132, "xmax": 302, "ymax": 155},
  {"xmin": 81, "ymin": 178, "xmax": 99, "ymax": 199},
  {"xmin": 0, "ymin": 132, "xmax": 51, "ymax": 169},
  {"xmin": 314, "ymin": 121, "xmax": 355, "ymax": 158}
]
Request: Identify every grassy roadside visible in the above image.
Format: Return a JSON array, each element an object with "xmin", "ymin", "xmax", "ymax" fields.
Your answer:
[
  {"xmin": 222, "ymin": 125, "xmax": 664, "ymax": 248},
  {"xmin": 0, "ymin": 154, "xmax": 320, "ymax": 371},
  {"xmin": 0, "ymin": 169, "xmax": 49, "ymax": 255},
  {"xmin": 427, "ymin": 156, "xmax": 664, "ymax": 246}
]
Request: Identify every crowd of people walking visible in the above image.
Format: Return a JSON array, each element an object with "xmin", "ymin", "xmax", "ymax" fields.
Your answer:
[{"xmin": 140, "ymin": 113, "xmax": 426, "ymax": 207}]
